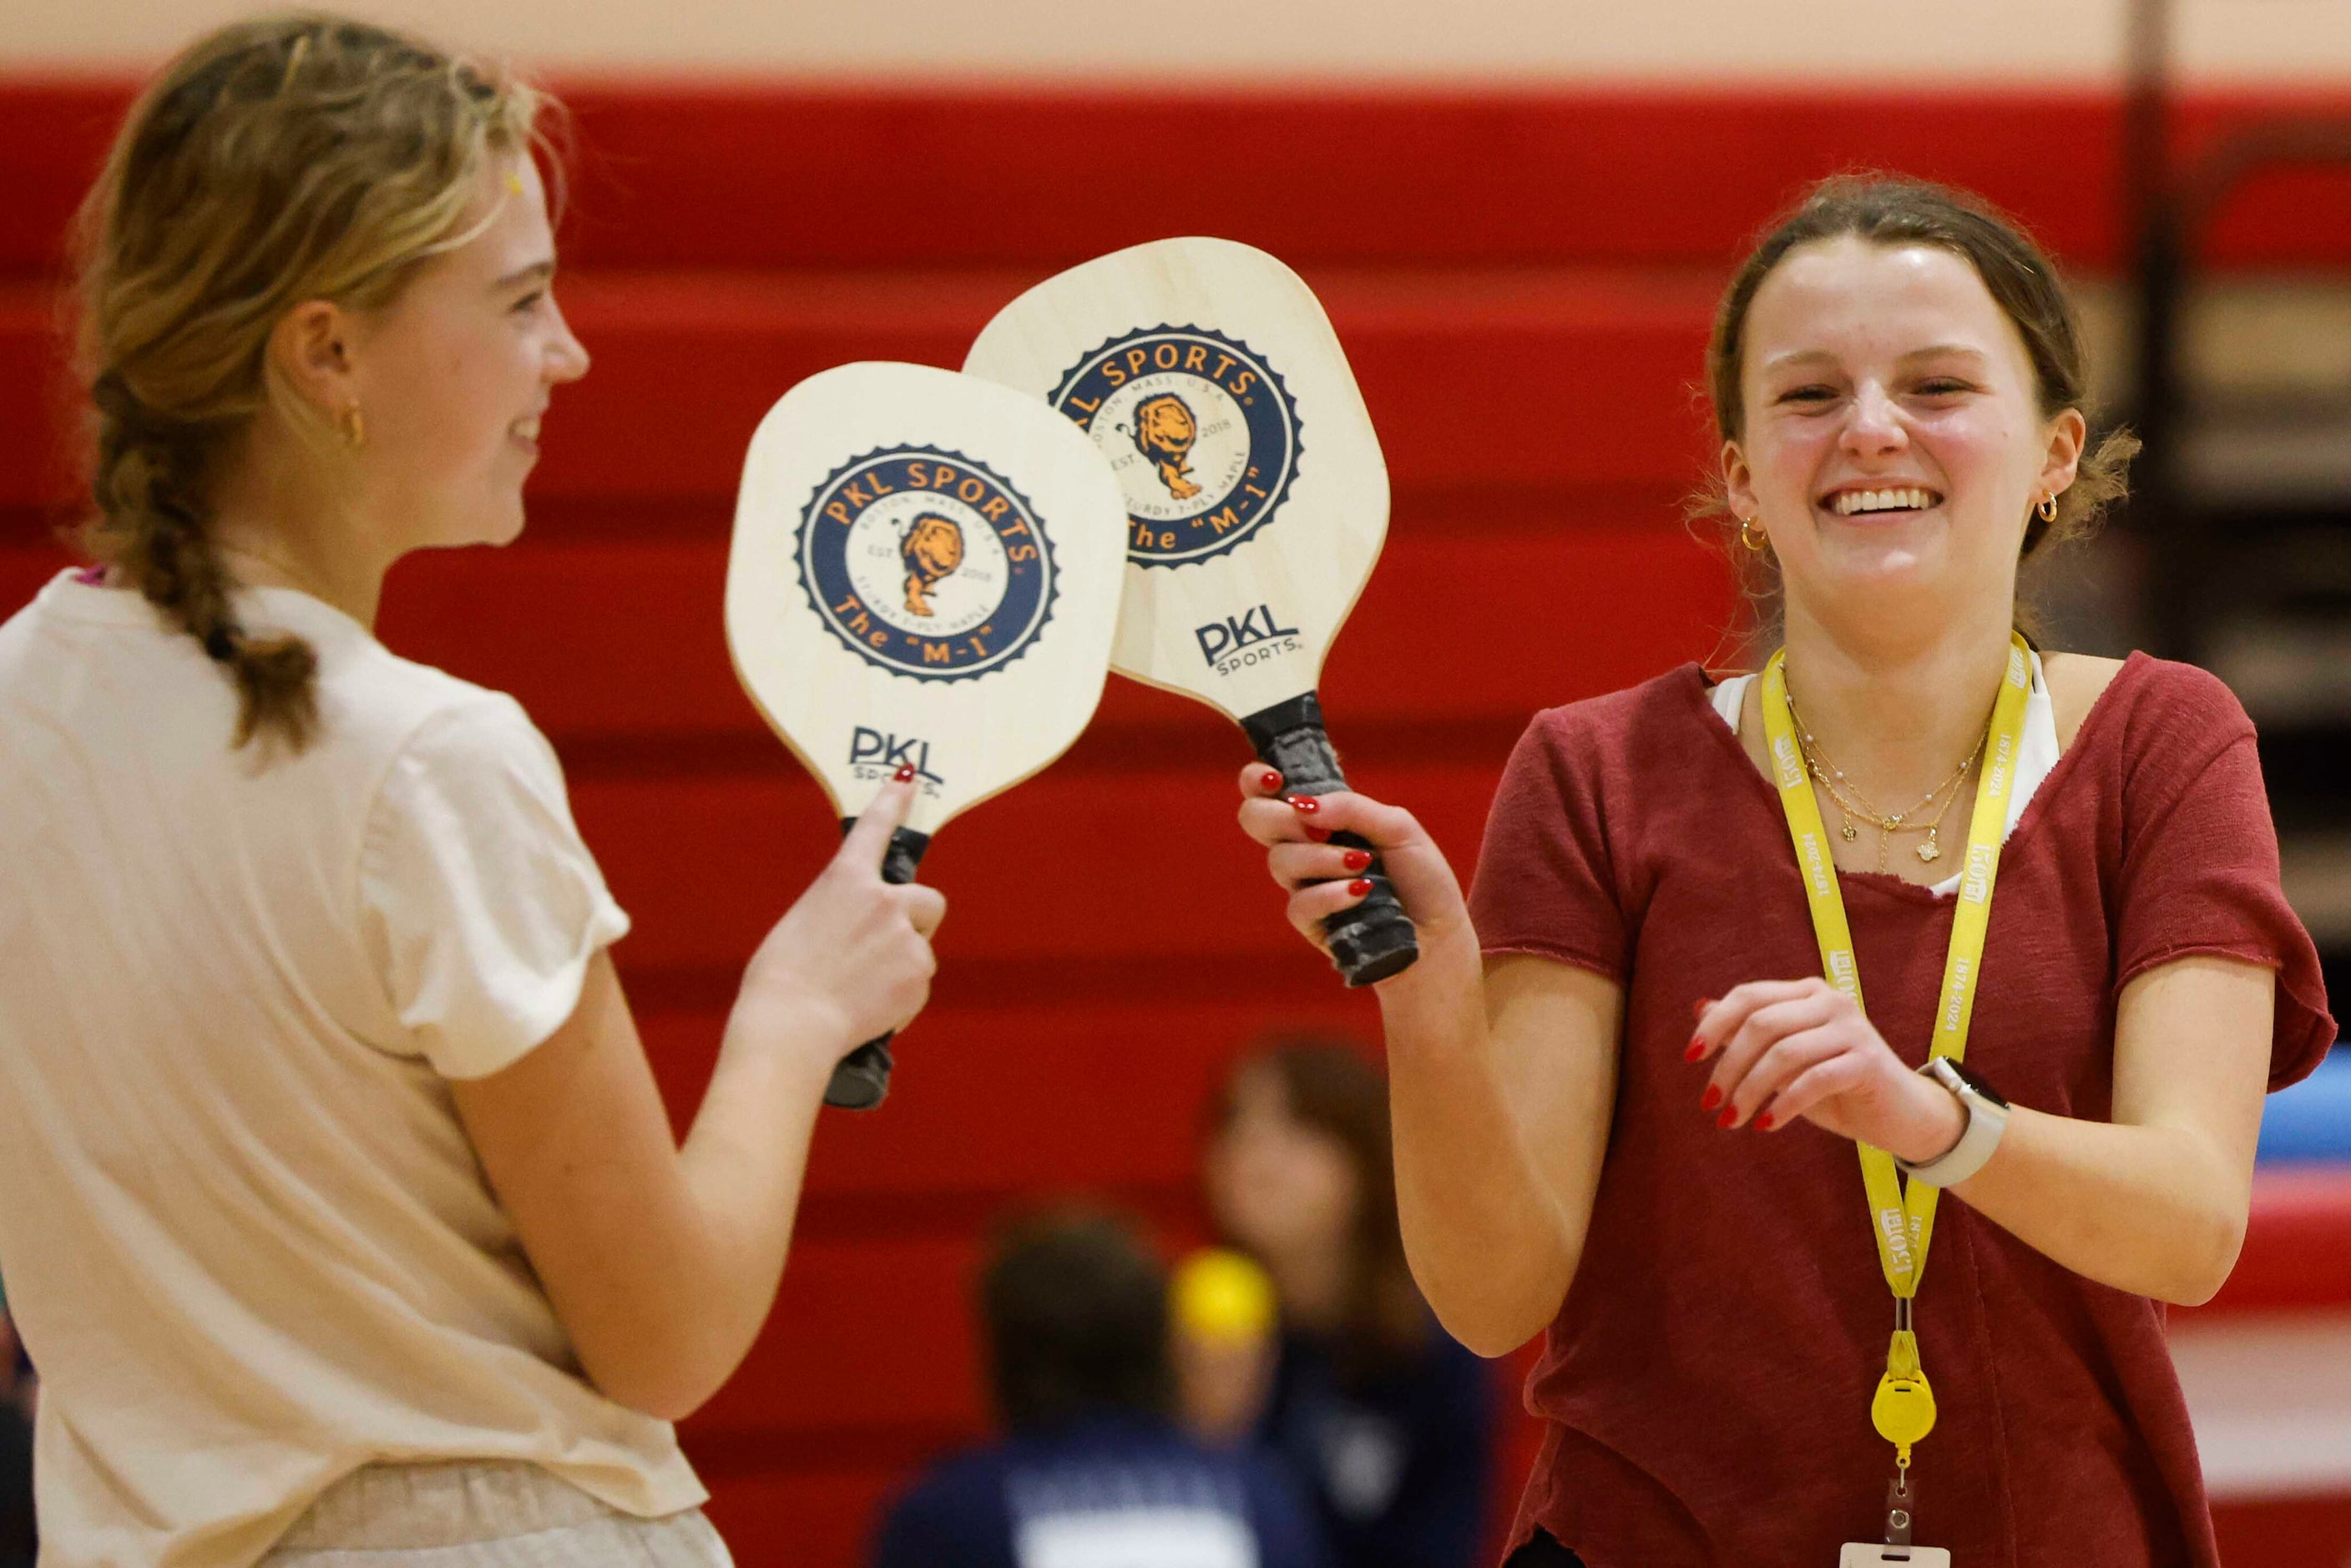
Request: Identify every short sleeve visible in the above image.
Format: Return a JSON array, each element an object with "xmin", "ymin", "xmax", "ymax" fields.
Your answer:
[
  {"xmin": 359, "ymin": 695, "xmax": 629, "ymax": 1080},
  {"xmin": 2113, "ymin": 677, "xmax": 2337, "ymax": 1090},
  {"xmin": 870, "ymin": 1462, "xmax": 1017, "ymax": 1568},
  {"xmin": 1466, "ymin": 710, "xmax": 1629, "ymax": 979}
]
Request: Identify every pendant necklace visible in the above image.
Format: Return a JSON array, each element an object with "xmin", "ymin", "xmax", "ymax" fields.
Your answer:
[
  {"xmin": 1908, "ymin": 773, "xmax": 1971, "ymax": 865},
  {"xmin": 1784, "ymin": 691, "xmax": 1985, "ymax": 872}
]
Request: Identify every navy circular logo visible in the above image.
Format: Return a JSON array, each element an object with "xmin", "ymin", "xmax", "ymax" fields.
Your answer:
[
  {"xmin": 798, "ymin": 446, "xmax": 1057, "ymax": 681},
  {"xmin": 1048, "ymin": 326, "xmax": 1301, "ymax": 568}
]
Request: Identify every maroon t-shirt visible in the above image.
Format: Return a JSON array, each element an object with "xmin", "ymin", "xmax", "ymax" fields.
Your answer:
[{"xmin": 1466, "ymin": 654, "xmax": 2336, "ymax": 1567}]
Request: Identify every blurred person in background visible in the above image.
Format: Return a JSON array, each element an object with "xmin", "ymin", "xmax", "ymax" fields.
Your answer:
[
  {"xmin": 0, "ymin": 1282, "xmax": 30, "ymax": 1568},
  {"xmin": 0, "ymin": 14, "xmax": 944, "ymax": 1565},
  {"xmin": 1201, "ymin": 1040, "xmax": 1492, "ymax": 1568},
  {"xmin": 1169, "ymin": 1247, "xmax": 1282, "ymax": 1448},
  {"xmin": 870, "ymin": 1208, "xmax": 1327, "ymax": 1568}
]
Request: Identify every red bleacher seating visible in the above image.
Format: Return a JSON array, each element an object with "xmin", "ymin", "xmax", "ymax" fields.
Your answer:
[
  {"xmin": 3, "ymin": 80, "xmax": 2346, "ymax": 1566},
  {"xmin": 11, "ymin": 83, "xmax": 2351, "ymax": 276}
]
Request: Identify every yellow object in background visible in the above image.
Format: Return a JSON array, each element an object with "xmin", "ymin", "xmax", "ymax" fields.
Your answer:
[{"xmin": 1172, "ymin": 1247, "xmax": 1277, "ymax": 1344}]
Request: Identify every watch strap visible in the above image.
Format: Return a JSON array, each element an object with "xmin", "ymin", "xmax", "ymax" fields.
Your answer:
[{"xmin": 1895, "ymin": 1058, "xmax": 2009, "ymax": 1188}]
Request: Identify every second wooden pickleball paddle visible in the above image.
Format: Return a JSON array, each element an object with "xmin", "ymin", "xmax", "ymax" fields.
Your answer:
[
  {"xmin": 963, "ymin": 237, "xmax": 1417, "ymax": 985},
  {"xmin": 727, "ymin": 361, "xmax": 1129, "ymax": 1106}
]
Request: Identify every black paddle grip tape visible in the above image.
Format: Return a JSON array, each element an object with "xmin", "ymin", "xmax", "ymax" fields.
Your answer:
[
  {"xmin": 1240, "ymin": 692, "xmax": 1420, "ymax": 987},
  {"xmin": 822, "ymin": 822, "xmax": 932, "ymax": 1110}
]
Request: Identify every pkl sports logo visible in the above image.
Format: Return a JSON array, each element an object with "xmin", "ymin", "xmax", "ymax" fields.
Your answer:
[
  {"xmin": 797, "ymin": 446, "xmax": 1057, "ymax": 683},
  {"xmin": 1047, "ymin": 325, "xmax": 1301, "ymax": 567},
  {"xmin": 1195, "ymin": 603, "xmax": 1301, "ymax": 675},
  {"xmin": 847, "ymin": 727, "xmax": 944, "ymax": 792}
]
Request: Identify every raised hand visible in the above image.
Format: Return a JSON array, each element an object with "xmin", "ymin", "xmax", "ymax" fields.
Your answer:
[
  {"xmin": 1234, "ymin": 763, "xmax": 1474, "ymax": 975},
  {"xmin": 733, "ymin": 771, "xmax": 948, "ymax": 1065}
]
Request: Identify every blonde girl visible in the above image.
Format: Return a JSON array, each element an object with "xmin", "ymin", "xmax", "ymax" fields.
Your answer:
[{"xmin": 0, "ymin": 16, "xmax": 943, "ymax": 1565}]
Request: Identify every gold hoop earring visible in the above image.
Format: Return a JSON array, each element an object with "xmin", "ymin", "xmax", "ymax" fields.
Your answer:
[
  {"xmin": 2035, "ymin": 494, "xmax": 2058, "ymax": 524},
  {"xmin": 341, "ymin": 403, "xmax": 366, "ymax": 448},
  {"xmin": 1738, "ymin": 515, "xmax": 1770, "ymax": 553}
]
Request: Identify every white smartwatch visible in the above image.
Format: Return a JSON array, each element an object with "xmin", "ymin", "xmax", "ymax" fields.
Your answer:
[{"xmin": 1894, "ymin": 1057, "xmax": 2010, "ymax": 1188}]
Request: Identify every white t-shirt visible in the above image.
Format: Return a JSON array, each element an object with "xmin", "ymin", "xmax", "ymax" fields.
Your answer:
[{"xmin": 0, "ymin": 574, "xmax": 704, "ymax": 1566}]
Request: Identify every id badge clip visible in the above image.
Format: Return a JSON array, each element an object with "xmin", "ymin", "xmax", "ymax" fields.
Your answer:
[{"xmin": 1838, "ymin": 1468, "xmax": 1951, "ymax": 1565}]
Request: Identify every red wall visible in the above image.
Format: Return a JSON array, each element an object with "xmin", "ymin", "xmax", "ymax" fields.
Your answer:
[{"xmin": 4, "ymin": 81, "xmax": 2348, "ymax": 1565}]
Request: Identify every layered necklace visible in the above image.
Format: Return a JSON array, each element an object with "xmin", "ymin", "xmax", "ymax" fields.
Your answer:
[{"xmin": 1782, "ymin": 688, "xmax": 1985, "ymax": 874}]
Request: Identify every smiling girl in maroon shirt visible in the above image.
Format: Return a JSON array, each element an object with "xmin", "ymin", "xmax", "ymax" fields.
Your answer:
[{"xmin": 1236, "ymin": 178, "xmax": 2334, "ymax": 1566}]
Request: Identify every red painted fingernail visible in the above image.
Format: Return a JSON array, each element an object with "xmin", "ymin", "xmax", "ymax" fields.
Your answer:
[
  {"xmin": 1259, "ymin": 770, "xmax": 1282, "ymax": 792},
  {"xmin": 1305, "ymin": 827, "xmax": 1331, "ymax": 843},
  {"xmin": 893, "ymin": 762, "xmax": 916, "ymax": 782},
  {"xmin": 1716, "ymin": 1106, "xmax": 1738, "ymax": 1129},
  {"xmin": 1342, "ymin": 849, "xmax": 1372, "ymax": 871},
  {"xmin": 1347, "ymin": 878, "xmax": 1373, "ymax": 898},
  {"xmin": 1700, "ymin": 1085, "xmax": 1722, "ymax": 1110},
  {"xmin": 1684, "ymin": 1035, "xmax": 1706, "ymax": 1061},
  {"xmin": 1287, "ymin": 796, "xmax": 1319, "ymax": 814},
  {"xmin": 1756, "ymin": 1111, "xmax": 1777, "ymax": 1131},
  {"xmin": 1693, "ymin": 997, "xmax": 1716, "ymax": 1022}
]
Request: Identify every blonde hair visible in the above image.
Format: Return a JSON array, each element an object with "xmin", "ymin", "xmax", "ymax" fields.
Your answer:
[{"xmin": 73, "ymin": 12, "xmax": 550, "ymax": 751}]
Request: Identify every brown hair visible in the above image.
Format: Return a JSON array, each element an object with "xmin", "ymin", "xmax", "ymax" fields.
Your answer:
[
  {"xmin": 1208, "ymin": 1037, "xmax": 1426, "ymax": 1378},
  {"xmin": 72, "ymin": 13, "xmax": 549, "ymax": 751},
  {"xmin": 1700, "ymin": 175, "xmax": 2139, "ymax": 630},
  {"xmin": 980, "ymin": 1206, "xmax": 1172, "ymax": 1434}
]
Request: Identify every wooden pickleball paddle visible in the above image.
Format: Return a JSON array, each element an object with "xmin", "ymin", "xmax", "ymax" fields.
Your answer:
[
  {"xmin": 963, "ymin": 237, "xmax": 1417, "ymax": 985},
  {"xmin": 727, "ymin": 361, "xmax": 1129, "ymax": 1107}
]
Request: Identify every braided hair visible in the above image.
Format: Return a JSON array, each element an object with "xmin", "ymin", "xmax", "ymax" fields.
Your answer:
[
  {"xmin": 72, "ymin": 13, "xmax": 547, "ymax": 751},
  {"xmin": 87, "ymin": 367, "xmax": 317, "ymax": 747}
]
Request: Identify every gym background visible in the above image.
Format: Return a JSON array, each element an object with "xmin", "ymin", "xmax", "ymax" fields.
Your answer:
[{"xmin": 3, "ymin": 0, "xmax": 2347, "ymax": 1561}]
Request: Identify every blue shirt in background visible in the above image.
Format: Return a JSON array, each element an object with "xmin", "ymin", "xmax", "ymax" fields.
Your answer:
[
  {"xmin": 872, "ymin": 1413, "xmax": 1329, "ymax": 1568},
  {"xmin": 1257, "ymin": 1327, "xmax": 1493, "ymax": 1568}
]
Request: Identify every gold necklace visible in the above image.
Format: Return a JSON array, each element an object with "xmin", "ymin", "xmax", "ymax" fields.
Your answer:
[
  {"xmin": 1784, "ymin": 691, "xmax": 1985, "ymax": 869},
  {"xmin": 1784, "ymin": 695, "xmax": 1982, "ymax": 832},
  {"xmin": 1907, "ymin": 766, "xmax": 1973, "ymax": 866},
  {"xmin": 1811, "ymin": 760, "xmax": 1975, "ymax": 872}
]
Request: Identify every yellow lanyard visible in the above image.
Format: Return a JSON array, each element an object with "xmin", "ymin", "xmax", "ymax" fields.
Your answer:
[{"xmin": 1757, "ymin": 634, "xmax": 2033, "ymax": 1479}]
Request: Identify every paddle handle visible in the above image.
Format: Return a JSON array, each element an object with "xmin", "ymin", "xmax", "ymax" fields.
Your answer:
[
  {"xmin": 822, "ymin": 822, "xmax": 932, "ymax": 1110},
  {"xmin": 1240, "ymin": 692, "xmax": 1420, "ymax": 986}
]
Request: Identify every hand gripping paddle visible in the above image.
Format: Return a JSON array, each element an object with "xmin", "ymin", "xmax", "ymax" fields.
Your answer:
[
  {"xmin": 963, "ymin": 237, "xmax": 1417, "ymax": 985},
  {"xmin": 726, "ymin": 362, "xmax": 1128, "ymax": 1107}
]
